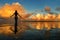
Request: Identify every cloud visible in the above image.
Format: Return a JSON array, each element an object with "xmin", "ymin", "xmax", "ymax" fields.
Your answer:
[
  {"xmin": 34, "ymin": 9, "xmax": 44, "ymax": 12},
  {"xmin": 55, "ymin": 7, "xmax": 60, "ymax": 11},
  {"xmin": 0, "ymin": 2, "xmax": 26, "ymax": 18},
  {"xmin": 44, "ymin": 6, "xmax": 51, "ymax": 12}
]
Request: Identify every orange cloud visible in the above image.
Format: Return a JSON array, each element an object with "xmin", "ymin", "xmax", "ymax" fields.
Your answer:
[
  {"xmin": 44, "ymin": 6, "xmax": 51, "ymax": 12},
  {"xmin": 0, "ymin": 2, "xmax": 26, "ymax": 18}
]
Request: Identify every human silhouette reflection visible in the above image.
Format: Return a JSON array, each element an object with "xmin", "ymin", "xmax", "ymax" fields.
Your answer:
[{"xmin": 10, "ymin": 10, "xmax": 23, "ymax": 34}]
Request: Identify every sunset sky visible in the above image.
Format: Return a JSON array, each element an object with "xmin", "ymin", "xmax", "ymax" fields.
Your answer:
[
  {"xmin": 0, "ymin": 0, "xmax": 60, "ymax": 35},
  {"xmin": 0, "ymin": 0, "xmax": 60, "ymax": 12}
]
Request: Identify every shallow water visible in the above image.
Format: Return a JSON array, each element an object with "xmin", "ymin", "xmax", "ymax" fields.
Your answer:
[
  {"xmin": 0, "ymin": 22, "xmax": 60, "ymax": 34},
  {"xmin": 0, "ymin": 22, "xmax": 60, "ymax": 40}
]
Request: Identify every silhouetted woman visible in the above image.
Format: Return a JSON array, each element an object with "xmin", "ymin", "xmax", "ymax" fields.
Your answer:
[
  {"xmin": 10, "ymin": 10, "xmax": 24, "ymax": 34},
  {"xmin": 10, "ymin": 10, "xmax": 21, "ymax": 34},
  {"xmin": 14, "ymin": 10, "xmax": 18, "ymax": 34}
]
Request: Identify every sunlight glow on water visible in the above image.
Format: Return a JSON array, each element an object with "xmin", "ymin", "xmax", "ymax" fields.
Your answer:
[
  {"xmin": 0, "ymin": 26, "xmax": 13, "ymax": 35},
  {"xmin": 0, "ymin": 22, "xmax": 60, "ymax": 35},
  {"xmin": 30, "ymin": 22, "xmax": 60, "ymax": 30}
]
